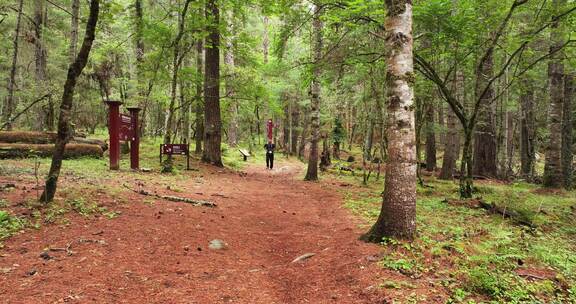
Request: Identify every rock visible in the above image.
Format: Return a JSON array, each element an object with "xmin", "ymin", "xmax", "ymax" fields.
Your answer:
[
  {"xmin": 39, "ymin": 252, "xmax": 52, "ymax": 260},
  {"xmin": 25, "ymin": 269, "xmax": 37, "ymax": 276},
  {"xmin": 291, "ymin": 253, "xmax": 315, "ymax": 263},
  {"xmin": 208, "ymin": 239, "xmax": 227, "ymax": 250}
]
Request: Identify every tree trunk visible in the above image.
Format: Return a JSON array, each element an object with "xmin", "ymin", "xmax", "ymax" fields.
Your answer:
[
  {"xmin": 262, "ymin": 15, "xmax": 269, "ymax": 64},
  {"xmin": 134, "ymin": 0, "xmax": 146, "ymax": 135},
  {"xmin": 69, "ymin": 0, "xmax": 80, "ymax": 63},
  {"xmin": 33, "ymin": 0, "xmax": 49, "ymax": 131},
  {"xmin": 320, "ymin": 134, "xmax": 331, "ymax": 170},
  {"xmin": 225, "ymin": 12, "xmax": 238, "ymax": 147},
  {"xmin": 504, "ymin": 110, "xmax": 515, "ymax": 177},
  {"xmin": 438, "ymin": 103, "xmax": 445, "ymax": 147},
  {"xmin": 180, "ymin": 77, "xmax": 190, "ymax": 144},
  {"xmin": 298, "ymin": 107, "xmax": 309, "ymax": 159},
  {"xmin": 459, "ymin": 129, "xmax": 474, "ymax": 198},
  {"xmin": 472, "ymin": 48, "xmax": 498, "ymax": 178},
  {"xmin": 425, "ymin": 102, "xmax": 437, "ymax": 171},
  {"xmin": 202, "ymin": 0, "xmax": 223, "ymax": 167},
  {"xmin": 304, "ymin": 3, "xmax": 322, "ymax": 181},
  {"xmin": 562, "ymin": 74, "xmax": 573, "ymax": 189},
  {"xmin": 519, "ymin": 82, "xmax": 536, "ymax": 179},
  {"xmin": 163, "ymin": 0, "xmax": 192, "ymax": 172},
  {"xmin": 291, "ymin": 103, "xmax": 299, "ymax": 155},
  {"xmin": 195, "ymin": 39, "xmax": 204, "ymax": 154},
  {"xmin": 41, "ymin": 0, "xmax": 100, "ymax": 203},
  {"xmin": 440, "ymin": 70, "xmax": 462, "ymax": 179},
  {"xmin": 362, "ymin": 107, "xmax": 375, "ymax": 185},
  {"xmin": 362, "ymin": 0, "xmax": 416, "ymax": 242},
  {"xmin": 543, "ymin": 0, "xmax": 565, "ymax": 188},
  {"xmin": 2, "ymin": 0, "xmax": 24, "ymax": 131}
]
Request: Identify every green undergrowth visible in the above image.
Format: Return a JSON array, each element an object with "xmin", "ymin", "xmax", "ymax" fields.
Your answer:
[
  {"xmin": 338, "ymin": 172, "xmax": 576, "ymax": 303},
  {"xmin": 0, "ymin": 138, "xmax": 257, "ymax": 247},
  {"xmin": 0, "ymin": 209, "xmax": 27, "ymax": 244},
  {"xmin": 0, "ymin": 187, "xmax": 122, "ymax": 248}
]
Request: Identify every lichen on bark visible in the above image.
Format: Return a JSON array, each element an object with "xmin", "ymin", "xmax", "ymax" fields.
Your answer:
[{"xmin": 385, "ymin": 0, "xmax": 411, "ymax": 16}]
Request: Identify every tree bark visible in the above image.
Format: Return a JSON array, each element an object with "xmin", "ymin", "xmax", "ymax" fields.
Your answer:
[
  {"xmin": 69, "ymin": 0, "xmax": 80, "ymax": 63},
  {"xmin": 202, "ymin": 0, "xmax": 223, "ymax": 167},
  {"xmin": 519, "ymin": 81, "xmax": 536, "ymax": 179},
  {"xmin": 543, "ymin": 0, "xmax": 566, "ymax": 188},
  {"xmin": 134, "ymin": 0, "xmax": 146, "ymax": 135},
  {"xmin": 362, "ymin": 0, "xmax": 416, "ymax": 242},
  {"xmin": 2, "ymin": 0, "xmax": 24, "ymax": 131},
  {"xmin": 298, "ymin": 107, "xmax": 309, "ymax": 159},
  {"xmin": 562, "ymin": 74, "xmax": 573, "ymax": 189},
  {"xmin": 362, "ymin": 102, "xmax": 375, "ymax": 184},
  {"xmin": 195, "ymin": 39, "xmax": 204, "ymax": 154},
  {"xmin": 291, "ymin": 103, "xmax": 300, "ymax": 155},
  {"xmin": 33, "ymin": 0, "xmax": 49, "ymax": 131},
  {"xmin": 440, "ymin": 70, "xmax": 462, "ymax": 179},
  {"xmin": 304, "ymin": 3, "xmax": 322, "ymax": 181},
  {"xmin": 225, "ymin": 11, "xmax": 238, "ymax": 147},
  {"xmin": 473, "ymin": 49, "xmax": 498, "ymax": 177},
  {"xmin": 41, "ymin": 0, "xmax": 100, "ymax": 203},
  {"xmin": 180, "ymin": 74, "xmax": 190, "ymax": 144},
  {"xmin": 425, "ymin": 102, "xmax": 436, "ymax": 171},
  {"xmin": 504, "ymin": 110, "xmax": 515, "ymax": 177},
  {"xmin": 263, "ymin": 15, "xmax": 269, "ymax": 64}
]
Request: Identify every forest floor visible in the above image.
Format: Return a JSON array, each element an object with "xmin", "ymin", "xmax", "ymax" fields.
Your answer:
[
  {"xmin": 0, "ymin": 154, "xmax": 445, "ymax": 304},
  {"xmin": 1, "ymin": 140, "xmax": 575, "ymax": 303}
]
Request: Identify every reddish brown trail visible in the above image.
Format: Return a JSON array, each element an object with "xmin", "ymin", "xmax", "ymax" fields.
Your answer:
[{"xmin": 0, "ymin": 160, "xmax": 408, "ymax": 303}]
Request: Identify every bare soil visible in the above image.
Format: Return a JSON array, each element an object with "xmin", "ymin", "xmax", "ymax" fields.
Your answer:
[{"xmin": 0, "ymin": 159, "xmax": 446, "ymax": 303}]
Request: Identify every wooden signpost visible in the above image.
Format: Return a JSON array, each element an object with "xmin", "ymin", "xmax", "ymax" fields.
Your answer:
[
  {"xmin": 106, "ymin": 100, "xmax": 140, "ymax": 170},
  {"xmin": 160, "ymin": 143, "xmax": 190, "ymax": 170}
]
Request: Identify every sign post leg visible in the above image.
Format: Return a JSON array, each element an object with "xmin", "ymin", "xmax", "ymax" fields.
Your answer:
[
  {"xmin": 106, "ymin": 100, "xmax": 122, "ymax": 170},
  {"xmin": 186, "ymin": 145, "xmax": 190, "ymax": 170},
  {"xmin": 128, "ymin": 107, "xmax": 141, "ymax": 170}
]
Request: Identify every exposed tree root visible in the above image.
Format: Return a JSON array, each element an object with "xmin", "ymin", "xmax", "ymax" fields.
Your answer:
[{"xmin": 123, "ymin": 184, "xmax": 216, "ymax": 207}]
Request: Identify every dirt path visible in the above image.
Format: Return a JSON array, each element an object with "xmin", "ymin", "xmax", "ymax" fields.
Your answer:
[{"xmin": 0, "ymin": 159, "xmax": 397, "ymax": 303}]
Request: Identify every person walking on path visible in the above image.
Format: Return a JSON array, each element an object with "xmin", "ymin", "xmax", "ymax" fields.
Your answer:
[{"xmin": 264, "ymin": 140, "xmax": 275, "ymax": 169}]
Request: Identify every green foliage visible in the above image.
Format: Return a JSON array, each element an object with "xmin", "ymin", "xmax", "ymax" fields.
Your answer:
[
  {"xmin": 0, "ymin": 210, "xmax": 26, "ymax": 240},
  {"xmin": 339, "ymin": 169, "xmax": 576, "ymax": 302}
]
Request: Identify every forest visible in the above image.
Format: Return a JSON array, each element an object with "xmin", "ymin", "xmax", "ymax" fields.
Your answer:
[{"xmin": 0, "ymin": 0, "xmax": 575, "ymax": 303}]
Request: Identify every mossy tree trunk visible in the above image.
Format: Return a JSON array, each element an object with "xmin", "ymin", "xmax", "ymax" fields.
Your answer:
[
  {"xmin": 361, "ymin": 0, "xmax": 417, "ymax": 242},
  {"xmin": 41, "ymin": 0, "xmax": 100, "ymax": 203},
  {"xmin": 304, "ymin": 2, "xmax": 323, "ymax": 181}
]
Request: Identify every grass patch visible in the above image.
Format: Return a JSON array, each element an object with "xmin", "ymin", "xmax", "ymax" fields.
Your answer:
[
  {"xmin": 0, "ymin": 210, "xmax": 26, "ymax": 242},
  {"xmin": 336, "ymin": 171, "xmax": 576, "ymax": 303}
]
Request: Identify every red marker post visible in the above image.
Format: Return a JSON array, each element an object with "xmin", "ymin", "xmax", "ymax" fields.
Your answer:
[
  {"xmin": 127, "ymin": 107, "xmax": 140, "ymax": 170},
  {"xmin": 106, "ymin": 100, "xmax": 122, "ymax": 170}
]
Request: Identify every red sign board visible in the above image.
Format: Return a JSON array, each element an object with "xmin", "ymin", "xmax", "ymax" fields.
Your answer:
[
  {"xmin": 161, "ymin": 144, "xmax": 189, "ymax": 155},
  {"xmin": 119, "ymin": 114, "xmax": 134, "ymax": 141},
  {"xmin": 160, "ymin": 144, "xmax": 190, "ymax": 170}
]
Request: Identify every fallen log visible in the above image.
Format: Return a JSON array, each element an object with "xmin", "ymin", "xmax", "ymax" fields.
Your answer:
[
  {"xmin": 0, "ymin": 131, "xmax": 107, "ymax": 151},
  {"xmin": 444, "ymin": 198, "xmax": 536, "ymax": 228},
  {"xmin": 70, "ymin": 137, "xmax": 107, "ymax": 151},
  {"xmin": 123, "ymin": 184, "xmax": 216, "ymax": 207},
  {"xmin": 476, "ymin": 200, "xmax": 536, "ymax": 228},
  {"xmin": 0, "ymin": 131, "xmax": 56, "ymax": 144},
  {"xmin": 0, "ymin": 143, "xmax": 103, "ymax": 159}
]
